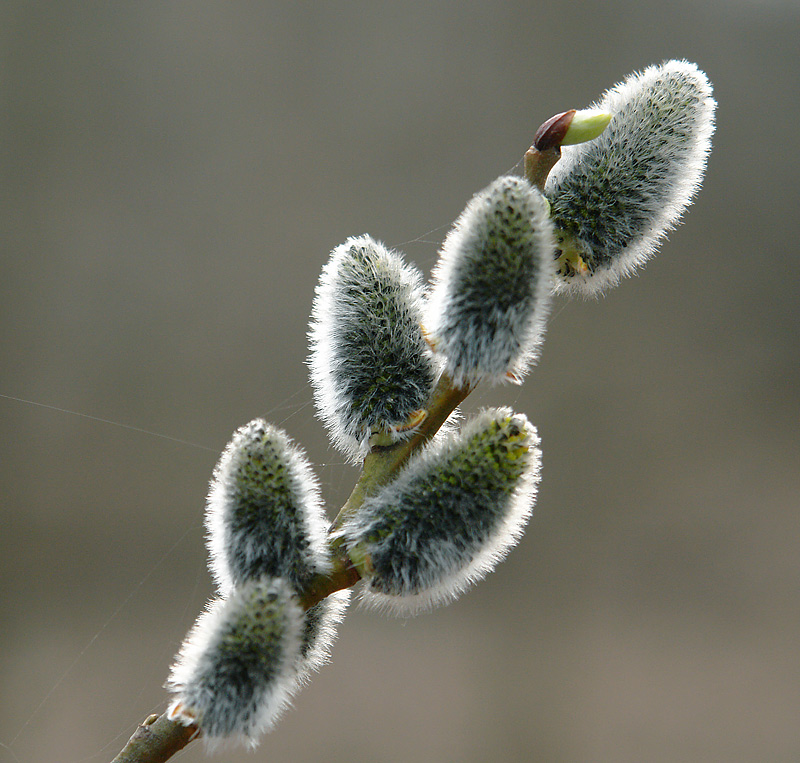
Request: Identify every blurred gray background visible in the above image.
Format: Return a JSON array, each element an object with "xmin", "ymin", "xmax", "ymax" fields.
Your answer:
[{"xmin": 1, "ymin": 2, "xmax": 798, "ymax": 762}]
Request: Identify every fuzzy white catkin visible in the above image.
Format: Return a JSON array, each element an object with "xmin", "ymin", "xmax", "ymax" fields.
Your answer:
[
  {"xmin": 545, "ymin": 59, "xmax": 716, "ymax": 295},
  {"xmin": 426, "ymin": 175, "xmax": 555, "ymax": 388},
  {"xmin": 308, "ymin": 235, "xmax": 437, "ymax": 462},
  {"xmin": 205, "ymin": 420, "xmax": 350, "ymax": 681},
  {"xmin": 167, "ymin": 577, "xmax": 305, "ymax": 748},
  {"xmin": 339, "ymin": 407, "xmax": 541, "ymax": 615},
  {"xmin": 205, "ymin": 419, "xmax": 332, "ymax": 598}
]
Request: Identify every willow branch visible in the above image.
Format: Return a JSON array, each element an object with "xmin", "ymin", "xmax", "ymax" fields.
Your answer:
[{"xmin": 109, "ymin": 118, "xmax": 562, "ymax": 762}]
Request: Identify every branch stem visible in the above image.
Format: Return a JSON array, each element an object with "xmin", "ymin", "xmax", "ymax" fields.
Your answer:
[
  {"xmin": 523, "ymin": 145, "xmax": 560, "ymax": 191},
  {"xmin": 330, "ymin": 371, "xmax": 471, "ymax": 534},
  {"xmin": 110, "ymin": 714, "xmax": 197, "ymax": 763}
]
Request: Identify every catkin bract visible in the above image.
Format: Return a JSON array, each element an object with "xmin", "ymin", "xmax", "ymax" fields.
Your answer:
[
  {"xmin": 545, "ymin": 59, "xmax": 716, "ymax": 294},
  {"xmin": 296, "ymin": 590, "xmax": 350, "ymax": 682}
]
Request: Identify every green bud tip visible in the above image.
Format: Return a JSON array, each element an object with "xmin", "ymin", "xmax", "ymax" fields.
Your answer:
[{"xmin": 561, "ymin": 109, "xmax": 613, "ymax": 146}]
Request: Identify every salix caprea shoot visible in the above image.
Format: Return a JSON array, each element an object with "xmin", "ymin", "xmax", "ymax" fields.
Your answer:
[{"xmin": 111, "ymin": 59, "xmax": 715, "ymax": 762}]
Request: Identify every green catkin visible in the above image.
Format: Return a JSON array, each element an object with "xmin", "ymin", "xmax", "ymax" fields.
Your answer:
[
  {"xmin": 309, "ymin": 235, "xmax": 437, "ymax": 462},
  {"xmin": 204, "ymin": 419, "xmax": 349, "ymax": 681},
  {"xmin": 206, "ymin": 419, "xmax": 331, "ymax": 596},
  {"xmin": 167, "ymin": 577, "xmax": 304, "ymax": 748},
  {"xmin": 339, "ymin": 408, "xmax": 541, "ymax": 615},
  {"xmin": 545, "ymin": 60, "xmax": 716, "ymax": 294},
  {"xmin": 426, "ymin": 176, "xmax": 554, "ymax": 387}
]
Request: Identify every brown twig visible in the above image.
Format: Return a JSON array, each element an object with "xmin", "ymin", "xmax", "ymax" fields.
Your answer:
[{"xmin": 111, "ymin": 713, "xmax": 197, "ymax": 763}]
